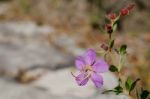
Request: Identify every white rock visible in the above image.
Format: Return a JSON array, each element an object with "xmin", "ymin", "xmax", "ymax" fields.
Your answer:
[
  {"xmin": 0, "ymin": 21, "xmax": 54, "ymax": 36},
  {"xmin": 32, "ymin": 68, "xmax": 121, "ymax": 98}
]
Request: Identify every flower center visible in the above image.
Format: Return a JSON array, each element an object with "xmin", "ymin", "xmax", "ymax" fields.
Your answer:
[{"xmin": 85, "ymin": 65, "xmax": 93, "ymax": 72}]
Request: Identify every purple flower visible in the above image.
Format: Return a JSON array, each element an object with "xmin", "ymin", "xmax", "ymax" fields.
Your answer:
[{"xmin": 72, "ymin": 49, "xmax": 109, "ymax": 88}]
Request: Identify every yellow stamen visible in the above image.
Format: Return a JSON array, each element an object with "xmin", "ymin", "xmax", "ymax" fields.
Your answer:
[{"xmin": 85, "ymin": 65, "xmax": 93, "ymax": 71}]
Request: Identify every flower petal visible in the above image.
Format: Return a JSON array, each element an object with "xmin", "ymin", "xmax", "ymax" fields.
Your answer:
[
  {"xmin": 92, "ymin": 59, "xmax": 109, "ymax": 73},
  {"xmin": 84, "ymin": 49, "xmax": 96, "ymax": 65},
  {"xmin": 75, "ymin": 73, "xmax": 89, "ymax": 86},
  {"xmin": 91, "ymin": 73, "xmax": 103, "ymax": 88},
  {"xmin": 75, "ymin": 56, "xmax": 86, "ymax": 70}
]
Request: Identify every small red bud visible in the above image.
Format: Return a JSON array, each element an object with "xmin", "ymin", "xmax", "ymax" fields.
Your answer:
[
  {"xmin": 106, "ymin": 24, "xmax": 112, "ymax": 30},
  {"xmin": 127, "ymin": 3, "xmax": 135, "ymax": 11},
  {"xmin": 105, "ymin": 24, "xmax": 113, "ymax": 34},
  {"xmin": 120, "ymin": 8, "xmax": 129, "ymax": 16},
  {"xmin": 101, "ymin": 43, "xmax": 108, "ymax": 51},
  {"xmin": 107, "ymin": 13, "xmax": 116, "ymax": 20}
]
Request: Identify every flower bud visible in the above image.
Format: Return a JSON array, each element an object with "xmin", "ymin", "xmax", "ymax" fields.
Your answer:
[
  {"xmin": 107, "ymin": 13, "xmax": 116, "ymax": 20},
  {"xmin": 120, "ymin": 8, "xmax": 129, "ymax": 16},
  {"xmin": 127, "ymin": 3, "xmax": 135, "ymax": 11},
  {"xmin": 120, "ymin": 3, "xmax": 135, "ymax": 16},
  {"xmin": 101, "ymin": 43, "xmax": 108, "ymax": 51},
  {"xmin": 105, "ymin": 24, "xmax": 113, "ymax": 34}
]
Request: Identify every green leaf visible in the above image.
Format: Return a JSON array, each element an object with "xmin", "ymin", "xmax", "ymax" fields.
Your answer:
[
  {"xmin": 103, "ymin": 85, "xmax": 123, "ymax": 95},
  {"xmin": 113, "ymin": 24, "xmax": 117, "ymax": 32},
  {"xmin": 119, "ymin": 45, "xmax": 127, "ymax": 55},
  {"xmin": 109, "ymin": 65, "xmax": 118, "ymax": 72},
  {"xmin": 140, "ymin": 89, "xmax": 150, "ymax": 99},
  {"xmin": 114, "ymin": 15, "xmax": 120, "ymax": 24},
  {"xmin": 125, "ymin": 76, "xmax": 133, "ymax": 91},
  {"xmin": 114, "ymin": 85, "xmax": 123, "ymax": 95},
  {"xmin": 109, "ymin": 40, "xmax": 115, "ymax": 49},
  {"xmin": 113, "ymin": 15, "xmax": 120, "ymax": 27},
  {"xmin": 102, "ymin": 90, "xmax": 114, "ymax": 94},
  {"xmin": 125, "ymin": 77, "xmax": 140, "ymax": 94},
  {"xmin": 129, "ymin": 78, "xmax": 140, "ymax": 94},
  {"xmin": 112, "ymin": 15, "xmax": 120, "ymax": 32}
]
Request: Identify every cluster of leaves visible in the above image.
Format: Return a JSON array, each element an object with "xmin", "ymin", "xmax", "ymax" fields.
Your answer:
[
  {"xmin": 104, "ymin": 47, "xmax": 139, "ymax": 95},
  {"xmin": 125, "ymin": 77, "xmax": 140, "ymax": 94},
  {"xmin": 104, "ymin": 36, "xmax": 150, "ymax": 99}
]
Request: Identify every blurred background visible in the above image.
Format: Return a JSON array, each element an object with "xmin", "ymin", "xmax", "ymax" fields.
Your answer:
[{"xmin": 0, "ymin": 0, "xmax": 149, "ymax": 99}]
